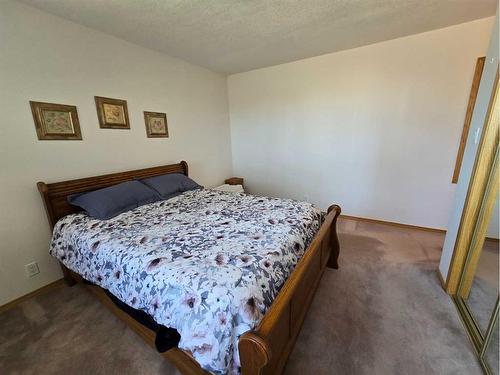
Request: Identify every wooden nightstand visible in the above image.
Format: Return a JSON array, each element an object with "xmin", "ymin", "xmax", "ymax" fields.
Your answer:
[{"xmin": 225, "ymin": 177, "xmax": 244, "ymax": 187}]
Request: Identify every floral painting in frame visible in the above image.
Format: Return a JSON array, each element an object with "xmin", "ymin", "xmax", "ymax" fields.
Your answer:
[
  {"xmin": 95, "ymin": 96, "xmax": 130, "ymax": 129},
  {"xmin": 144, "ymin": 111, "xmax": 169, "ymax": 138},
  {"xmin": 29, "ymin": 101, "xmax": 82, "ymax": 140}
]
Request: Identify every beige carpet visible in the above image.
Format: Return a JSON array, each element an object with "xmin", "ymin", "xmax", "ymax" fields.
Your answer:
[{"xmin": 0, "ymin": 218, "xmax": 482, "ymax": 374}]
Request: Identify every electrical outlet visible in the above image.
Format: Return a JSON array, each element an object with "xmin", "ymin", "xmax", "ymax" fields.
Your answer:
[{"xmin": 25, "ymin": 262, "xmax": 40, "ymax": 278}]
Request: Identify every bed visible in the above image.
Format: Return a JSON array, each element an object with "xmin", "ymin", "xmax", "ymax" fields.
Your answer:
[{"xmin": 37, "ymin": 161, "xmax": 341, "ymax": 375}]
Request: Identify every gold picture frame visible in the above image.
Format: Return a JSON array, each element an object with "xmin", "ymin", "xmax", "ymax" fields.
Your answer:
[
  {"xmin": 144, "ymin": 111, "xmax": 169, "ymax": 138},
  {"xmin": 95, "ymin": 96, "xmax": 130, "ymax": 129},
  {"xmin": 29, "ymin": 101, "xmax": 82, "ymax": 140}
]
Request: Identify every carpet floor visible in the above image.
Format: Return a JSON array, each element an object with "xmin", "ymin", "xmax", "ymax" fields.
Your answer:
[{"xmin": 0, "ymin": 218, "xmax": 483, "ymax": 374}]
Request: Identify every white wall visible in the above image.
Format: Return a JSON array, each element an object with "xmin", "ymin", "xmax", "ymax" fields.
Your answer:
[
  {"xmin": 228, "ymin": 17, "xmax": 494, "ymax": 229},
  {"xmin": 440, "ymin": 11, "xmax": 499, "ymax": 278},
  {"xmin": 0, "ymin": 1, "xmax": 232, "ymax": 305}
]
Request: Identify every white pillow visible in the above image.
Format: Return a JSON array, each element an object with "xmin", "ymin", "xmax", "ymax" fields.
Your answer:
[{"xmin": 213, "ymin": 184, "xmax": 244, "ymax": 193}]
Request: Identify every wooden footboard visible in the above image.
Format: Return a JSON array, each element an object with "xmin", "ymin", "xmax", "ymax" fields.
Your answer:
[{"xmin": 239, "ymin": 204, "xmax": 341, "ymax": 375}]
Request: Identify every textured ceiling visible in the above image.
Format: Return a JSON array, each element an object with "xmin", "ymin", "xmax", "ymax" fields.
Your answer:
[{"xmin": 19, "ymin": 0, "xmax": 497, "ymax": 74}]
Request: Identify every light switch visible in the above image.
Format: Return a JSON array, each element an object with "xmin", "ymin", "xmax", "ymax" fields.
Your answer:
[{"xmin": 474, "ymin": 127, "xmax": 481, "ymax": 144}]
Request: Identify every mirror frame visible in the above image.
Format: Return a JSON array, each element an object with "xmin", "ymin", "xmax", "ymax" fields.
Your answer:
[
  {"xmin": 452, "ymin": 70, "xmax": 499, "ymax": 374},
  {"xmin": 446, "ymin": 69, "xmax": 499, "ymax": 294}
]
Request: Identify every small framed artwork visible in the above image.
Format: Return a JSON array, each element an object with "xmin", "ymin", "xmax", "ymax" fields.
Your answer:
[
  {"xmin": 144, "ymin": 111, "xmax": 169, "ymax": 138},
  {"xmin": 95, "ymin": 96, "xmax": 130, "ymax": 129},
  {"xmin": 29, "ymin": 101, "xmax": 82, "ymax": 140}
]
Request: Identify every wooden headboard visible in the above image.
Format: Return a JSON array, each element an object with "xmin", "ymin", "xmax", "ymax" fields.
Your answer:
[{"xmin": 37, "ymin": 161, "xmax": 188, "ymax": 230}]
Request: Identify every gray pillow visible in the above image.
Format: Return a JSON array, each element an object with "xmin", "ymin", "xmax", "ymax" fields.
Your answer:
[
  {"xmin": 140, "ymin": 173, "xmax": 202, "ymax": 199},
  {"xmin": 68, "ymin": 180, "xmax": 160, "ymax": 220}
]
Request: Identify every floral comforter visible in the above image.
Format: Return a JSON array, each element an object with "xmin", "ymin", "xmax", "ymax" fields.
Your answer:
[{"xmin": 50, "ymin": 189, "xmax": 323, "ymax": 374}]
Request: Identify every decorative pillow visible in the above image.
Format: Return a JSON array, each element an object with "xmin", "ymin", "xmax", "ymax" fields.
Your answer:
[
  {"xmin": 68, "ymin": 180, "xmax": 160, "ymax": 220},
  {"xmin": 140, "ymin": 173, "xmax": 202, "ymax": 199}
]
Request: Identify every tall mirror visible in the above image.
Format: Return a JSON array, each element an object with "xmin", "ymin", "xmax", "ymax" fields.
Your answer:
[
  {"xmin": 466, "ymin": 196, "xmax": 499, "ymax": 333},
  {"xmin": 454, "ymin": 149, "xmax": 499, "ymax": 374}
]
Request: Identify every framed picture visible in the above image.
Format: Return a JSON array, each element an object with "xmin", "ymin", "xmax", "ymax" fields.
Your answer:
[
  {"xmin": 95, "ymin": 96, "xmax": 130, "ymax": 129},
  {"xmin": 144, "ymin": 111, "xmax": 169, "ymax": 138},
  {"xmin": 29, "ymin": 101, "xmax": 82, "ymax": 140}
]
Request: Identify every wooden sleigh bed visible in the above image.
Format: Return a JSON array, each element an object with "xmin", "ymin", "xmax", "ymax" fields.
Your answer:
[{"xmin": 37, "ymin": 161, "xmax": 341, "ymax": 375}]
